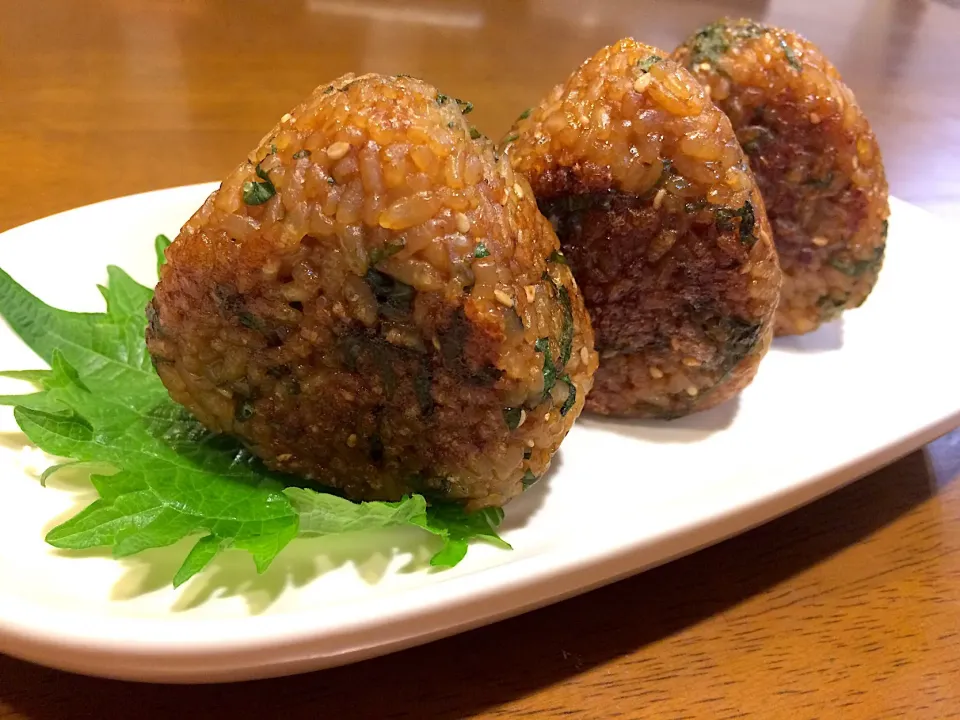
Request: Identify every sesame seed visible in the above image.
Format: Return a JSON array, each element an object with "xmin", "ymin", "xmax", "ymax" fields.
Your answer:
[
  {"xmin": 455, "ymin": 212, "xmax": 471, "ymax": 234},
  {"xmin": 347, "ymin": 434, "xmax": 358, "ymax": 447},
  {"xmin": 653, "ymin": 188, "xmax": 667, "ymax": 210},
  {"xmin": 601, "ymin": 350, "xmax": 618, "ymax": 359},
  {"xmin": 812, "ymin": 236, "xmax": 829, "ymax": 247},
  {"xmin": 809, "ymin": 112, "xmax": 821, "ymax": 125},
  {"xmin": 277, "ymin": 453, "xmax": 292, "ymax": 462},
  {"xmin": 385, "ymin": 328, "xmax": 408, "ymax": 347},
  {"xmin": 851, "ymin": 156, "xmax": 859, "ymax": 170},
  {"xmin": 263, "ymin": 258, "xmax": 281, "ymax": 276},
  {"xmin": 686, "ymin": 386, "xmax": 699, "ymax": 397},
  {"xmin": 649, "ymin": 366, "xmax": 664, "ymax": 379},
  {"xmin": 432, "ymin": 336, "xmax": 441, "ymax": 351},
  {"xmin": 698, "ymin": 62, "xmax": 711, "ymax": 72},
  {"xmin": 580, "ymin": 346, "xmax": 589, "ymax": 364},
  {"xmin": 494, "ymin": 289, "xmax": 515, "ymax": 307},
  {"xmin": 544, "ymin": 413, "xmax": 551, "ymax": 422},
  {"xmin": 525, "ymin": 285, "xmax": 536, "ymax": 302},
  {"xmin": 281, "ymin": 113, "xmax": 293, "ymax": 123},
  {"xmin": 517, "ymin": 409, "xmax": 527, "ymax": 428},
  {"xmin": 633, "ymin": 74, "xmax": 652, "ymax": 93},
  {"xmin": 514, "ymin": 183, "xmax": 524, "ymax": 198},
  {"xmin": 526, "ymin": 439, "xmax": 535, "ymax": 448},
  {"xmin": 682, "ymin": 357, "xmax": 701, "ymax": 367},
  {"xmin": 326, "ymin": 141, "xmax": 350, "ymax": 160}
]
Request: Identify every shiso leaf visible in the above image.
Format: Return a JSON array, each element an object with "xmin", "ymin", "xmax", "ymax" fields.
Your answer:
[
  {"xmin": 286, "ymin": 488, "xmax": 428, "ymax": 537},
  {"xmin": 0, "ymin": 250, "xmax": 508, "ymax": 588},
  {"xmin": 559, "ymin": 375, "xmax": 577, "ymax": 416},
  {"xmin": 174, "ymin": 535, "xmax": 225, "ymax": 588},
  {"xmin": 39, "ymin": 460, "xmax": 96, "ymax": 487},
  {"xmin": 636, "ymin": 54, "xmax": 662, "ymax": 73},
  {"xmin": 154, "ymin": 234, "xmax": 172, "ymax": 274},
  {"xmin": 0, "ymin": 369, "xmax": 52, "ymax": 384},
  {"xmin": 534, "ymin": 337, "xmax": 558, "ymax": 398},
  {"xmin": 412, "ymin": 505, "xmax": 511, "ymax": 567}
]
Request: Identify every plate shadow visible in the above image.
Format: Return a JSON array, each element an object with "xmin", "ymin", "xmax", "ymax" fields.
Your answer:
[
  {"xmin": 578, "ymin": 394, "xmax": 740, "ymax": 444},
  {"xmin": 774, "ymin": 317, "xmax": 845, "ymax": 353},
  {"xmin": 102, "ymin": 527, "xmax": 441, "ymax": 615},
  {"xmin": 170, "ymin": 527, "xmax": 437, "ymax": 614},
  {"xmin": 499, "ymin": 450, "xmax": 556, "ymax": 532}
]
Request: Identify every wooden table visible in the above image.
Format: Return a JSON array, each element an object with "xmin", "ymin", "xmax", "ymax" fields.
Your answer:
[{"xmin": 2, "ymin": 1, "xmax": 959, "ymax": 717}]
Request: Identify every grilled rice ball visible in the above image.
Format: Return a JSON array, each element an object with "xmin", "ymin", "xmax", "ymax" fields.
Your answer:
[
  {"xmin": 506, "ymin": 40, "xmax": 780, "ymax": 419},
  {"xmin": 672, "ymin": 19, "xmax": 889, "ymax": 336},
  {"xmin": 146, "ymin": 73, "xmax": 597, "ymax": 510}
]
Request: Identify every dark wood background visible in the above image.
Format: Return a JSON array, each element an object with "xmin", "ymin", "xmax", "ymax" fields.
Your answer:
[{"xmin": 1, "ymin": 0, "xmax": 959, "ymax": 717}]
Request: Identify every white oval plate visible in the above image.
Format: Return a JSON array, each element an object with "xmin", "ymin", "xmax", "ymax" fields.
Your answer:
[{"xmin": 0, "ymin": 186, "xmax": 957, "ymax": 683}]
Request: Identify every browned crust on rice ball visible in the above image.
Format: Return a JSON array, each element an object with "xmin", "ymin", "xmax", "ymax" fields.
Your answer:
[
  {"xmin": 146, "ymin": 73, "xmax": 598, "ymax": 510},
  {"xmin": 672, "ymin": 19, "xmax": 890, "ymax": 336},
  {"xmin": 506, "ymin": 40, "xmax": 780, "ymax": 419}
]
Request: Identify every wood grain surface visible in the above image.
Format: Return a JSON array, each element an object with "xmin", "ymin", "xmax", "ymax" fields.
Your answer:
[{"xmin": 2, "ymin": 1, "xmax": 959, "ymax": 717}]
